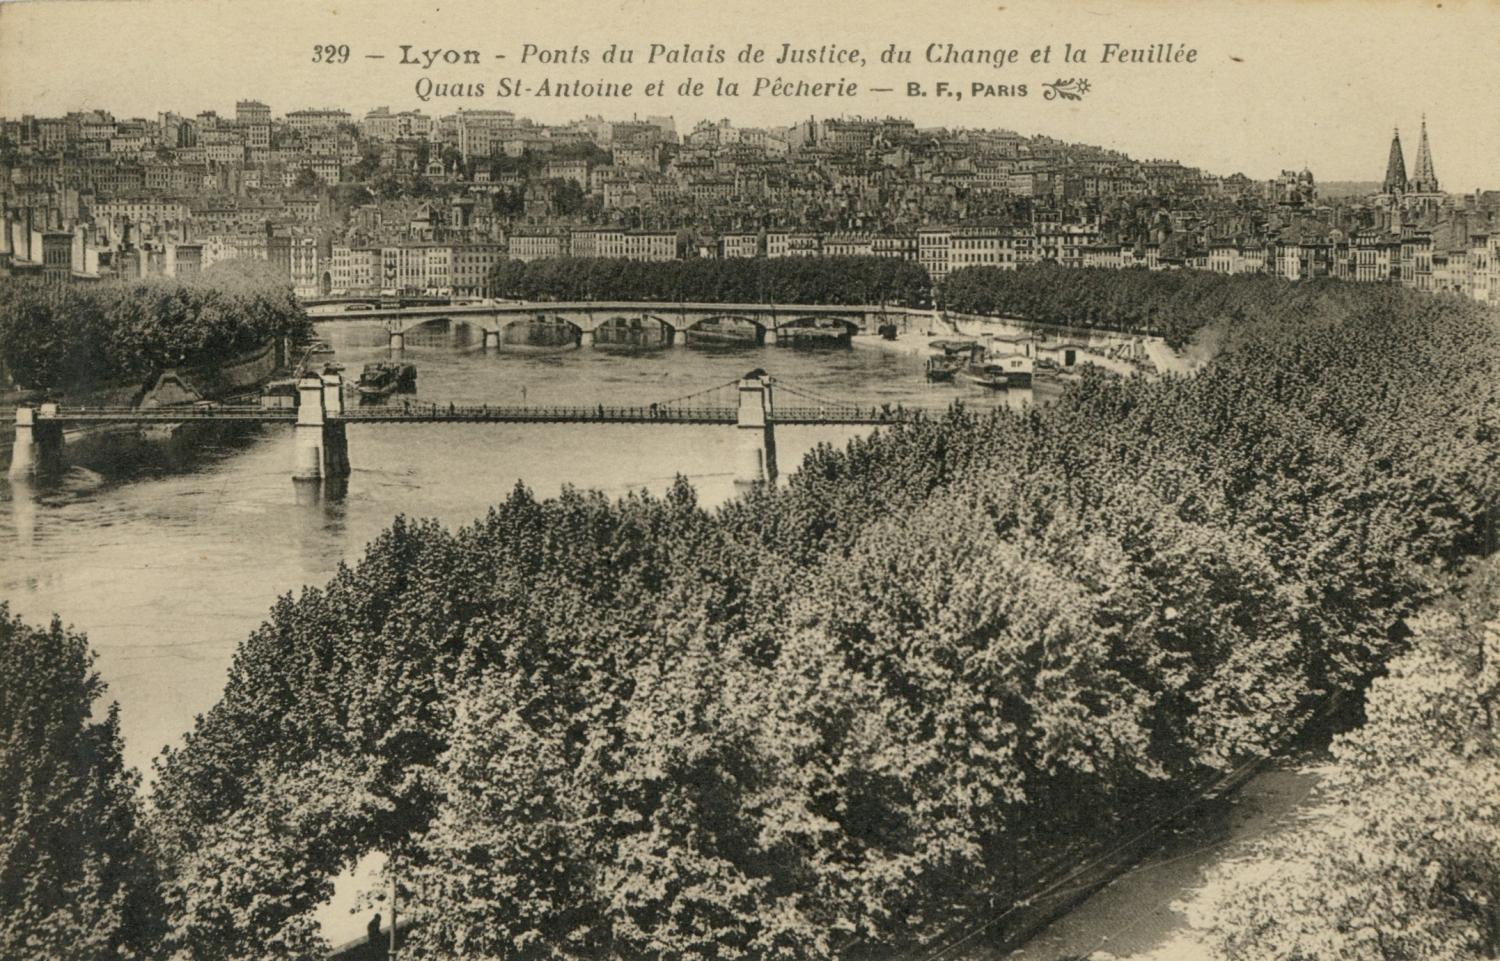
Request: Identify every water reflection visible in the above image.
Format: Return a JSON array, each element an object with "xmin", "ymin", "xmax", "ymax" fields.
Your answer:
[
  {"xmin": 0, "ymin": 326, "xmax": 1055, "ymax": 945},
  {"xmin": 8, "ymin": 477, "xmax": 36, "ymax": 546},
  {"xmin": 594, "ymin": 316, "xmax": 672, "ymax": 348},
  {"xmin": 0, "ymin": 329, "xmax": 1023, "ymax": 781}
]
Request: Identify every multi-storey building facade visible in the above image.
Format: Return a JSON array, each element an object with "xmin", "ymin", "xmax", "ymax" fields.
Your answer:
[
  {"xmin": 948, "ymin": 225, "xmax": 1032, "ymax": 271},
  {"xmin": 719, "ymin": 233, "xmax": 759, "ymax": 258},
  {"xmin": 506, "ymin": 230, "xmax": 569, "ymax": 263},
  {"xmin": 284, "ymin": 109, "xmax": 351, "ymax": 136},
  {"xmin": 4, "ymin": 102, "xmax": 1497, "ymax": 306},
  {"xmin": 765, "ymin": 231, "xmax": 821, "ymax": 258}
]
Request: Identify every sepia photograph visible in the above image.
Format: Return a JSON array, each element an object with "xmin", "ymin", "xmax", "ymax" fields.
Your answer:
[{"xmin": 1, "ymin": 0, "xmax": 1498, "ymax": 958}]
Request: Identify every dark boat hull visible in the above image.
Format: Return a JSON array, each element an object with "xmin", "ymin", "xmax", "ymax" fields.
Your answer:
[{"xmin": 960, "ymin": 366, "xmax": 1031, "ymax": 390}]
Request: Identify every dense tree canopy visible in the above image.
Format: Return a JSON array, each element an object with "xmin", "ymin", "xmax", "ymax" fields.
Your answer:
[
  {"xmin": 0, "ymin": 272, "xmax": 312, "ymax": 393},
  {"xmin": 137, "ymin": 275, "xmax": 1500, "ymax": 959},
  {"xmin": 0, "ymin": 606, "xmax": 163, "ymax": 961},
  {"xmin": 939, "ymin": 263, "xmax": 1359, "ymax": 348},
  {"xmin": 1196, "ymin": 557, "xmax": 1500, "ymax": 960},
  {"xmin": 488, "ymin": 255, "xmax": 932, "ymax": 307}
]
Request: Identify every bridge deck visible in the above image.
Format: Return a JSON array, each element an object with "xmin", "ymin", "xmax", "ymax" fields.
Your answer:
[
  {"xmin": 40, "ymin": 405, "xmax": 906, "ymax": 428},
  {"xmin": 307, "ymin": 300, "xmax": 895, "ymax": 318},
  {"xmin": 339, "ymin": 404, "xmax": 740, "ymax": 425},
  {"xmin": 44, "ymin": 407, "xmax": 296, "ymax": 424}
]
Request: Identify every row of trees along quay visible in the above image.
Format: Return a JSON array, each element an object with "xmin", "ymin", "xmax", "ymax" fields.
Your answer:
[
  {"xmin": 0, "ymin": 260, "xmax": 312, "ymax": 396},
  {"xmin": 937, "ymin": 262, "xmax": 1326, "ymax": 348},
  {"xmin": 3, "ymin": 272, "xmax": 1500, "ymax": 960},
  {"xmin": 483, "ymin": 255, "xmax": 1335, "ymax": 357},
  {"xmin": 486, "ymin": 254, "xmax": 933, "ymax": 307}
]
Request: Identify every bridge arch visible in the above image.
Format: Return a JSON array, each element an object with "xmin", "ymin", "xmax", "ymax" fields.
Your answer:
[
  {"xmin": 392, "ymin": 316, "xmax": 493, "ymax": 351},
  {"xmin": 590, "ymin": 313, "xmax": 677, "ymax": 348},
  {"xmin": 782, "ymin": 314, "xmax": 860, "ymax": 331},
  {"xmin": 683, "ymin": 314, "xmax": 771, "ymax": 345},
  {"xmin": 395, "ymin": 315, "xmax": 491, "ymax": 336},
  {"xmin": 496, "ymin": 313, "xmax": 587, "ymax": 348},
  {"xmin": 773, "ymin": 315, "xmax": 859, "ymax": 346}
]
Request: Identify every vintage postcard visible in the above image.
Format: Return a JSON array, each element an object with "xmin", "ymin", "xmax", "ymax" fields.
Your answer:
[{"xmin": 1, "ymin": 1, "xmax": 1498, "ymax": 959}]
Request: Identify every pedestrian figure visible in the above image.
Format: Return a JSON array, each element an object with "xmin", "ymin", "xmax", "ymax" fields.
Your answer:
[{"xmin": 367, "ymin": 913, "xmax": 382, "ymax": 958}]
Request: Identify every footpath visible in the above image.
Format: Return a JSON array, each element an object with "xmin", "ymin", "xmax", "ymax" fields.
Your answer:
[{"xmin": 999, "ymin": 757, "xmax": 1326, "ymax": 961}]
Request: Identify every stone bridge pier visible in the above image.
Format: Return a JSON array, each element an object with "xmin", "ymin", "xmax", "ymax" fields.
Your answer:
[
  {"xmin": 8, "ymin": 404, "xmax": 64, "ymax": 479},
  {"xmin": 734, "ymin": 372, "xmax": 778, "ymax": 488},
  {"xmin": 293, "ymin": 372, "xmax": 351, "ymax": 482}
]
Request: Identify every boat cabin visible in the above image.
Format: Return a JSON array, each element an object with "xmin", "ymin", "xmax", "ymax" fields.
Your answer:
[
  {"xmin": 261, "ymin": 378, "xmax": 299, "ymax": 409},
  {"xmin": 1035, "ymin": 339, "xmax": 1092, "ymax": 368},
  {"xmin": 926, "ymin": 339, "xmax": 982, "ymax": 381},
  {"xmin": 984, "ymin": 332, "xmax": 1038, "ymax": 358}
]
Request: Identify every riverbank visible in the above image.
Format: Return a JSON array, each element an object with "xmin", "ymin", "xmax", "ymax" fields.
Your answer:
[
  {"xmin": 1003, "ymin": 757, "xmax": 1327, "ymax": 961},
  {"xmin": 2, "ymin": 336, "xmax": 1015, "ymax": 947},
  {"xmin": 997, "ymin": 693, "xmax": 1353, "ymax": 960}
]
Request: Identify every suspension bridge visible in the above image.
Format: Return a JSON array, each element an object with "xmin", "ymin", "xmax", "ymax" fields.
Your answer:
[{"xmin": 8, "ymin": 371, "xmax": 913, "ymax": 487}]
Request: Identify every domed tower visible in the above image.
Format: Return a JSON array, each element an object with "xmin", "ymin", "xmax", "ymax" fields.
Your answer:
[
  {"xmin": 1382, "ymin": 127, "xmax": 1407, "ymax": 194},
  {"xmin": 1411, "ymin": 116, "xmax": 1439, "ymax": 193}
]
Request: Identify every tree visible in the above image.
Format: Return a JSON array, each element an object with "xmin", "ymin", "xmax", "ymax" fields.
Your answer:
[
  {"xmin": 292, "ymin": 167, "xmax": 320, "ymax": 192},
  {"xmin": 200, "ymin": 256, "xmax": 294, "ymax": 292},
  {"xmin": 1194, "ymin": 563, "xmax": 1500, "ymax": 960},
  {"xmin": 545, "ymin": 178, "xmax": 587, "ymax": 216},
  {"xmin": 349, "ymin": 142, "xmax": 384, "ymax": 182},
  {"xmin": 373, "ymin": 173, "xmax": 405, "ymax": 200},
  {"xmin": 0, "ymin": 606, "xmax": 164, "ymax": 961},
  {"xmin": 0, "ymin": 274, "xmax": 311, "ymax": 393},
  {"xmin": 484, "ymin": 255, "xmax": 933, "ymax": 307},
  {"xmin": 144, "ymin": 272, "xmax": 1500, "ymax": 959},
  {"xmin": 330, "ymin": 183, "xmax": 374, "ymax": 209}
]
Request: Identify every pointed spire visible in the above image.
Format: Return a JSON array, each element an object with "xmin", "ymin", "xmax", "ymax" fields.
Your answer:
[
  {"xmin": 1383, "ymin": 126, "xmax": 1407, "ymax": 194},
  {"xmin": 1412, "ymin": 116, "xmax": 1438, "ymax": 193}
]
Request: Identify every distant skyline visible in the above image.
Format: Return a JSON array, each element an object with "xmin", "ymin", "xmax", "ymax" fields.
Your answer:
[{"xmin": 2, "ymin": 0, "xmax": 1497, "ymax": 190}]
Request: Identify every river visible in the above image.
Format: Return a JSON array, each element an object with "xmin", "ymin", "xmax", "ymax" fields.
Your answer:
[
  {"xmin": 0, "ymin": 322, "xmax": 1053, "ymax": 942},
  {"xmin": 0, "ymin": 323, "xmax": 1027, "ymax": 779}
]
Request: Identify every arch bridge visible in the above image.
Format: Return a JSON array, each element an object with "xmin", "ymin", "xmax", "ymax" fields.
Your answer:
[{"xmin": 326, "ymin": 302, "xmax": 896, "ymax": 349}]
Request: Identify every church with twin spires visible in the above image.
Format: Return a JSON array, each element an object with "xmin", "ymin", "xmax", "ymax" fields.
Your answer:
[{"xmin": 1382, "ymin": 118, "xmax": 1442, "ymax": 201}]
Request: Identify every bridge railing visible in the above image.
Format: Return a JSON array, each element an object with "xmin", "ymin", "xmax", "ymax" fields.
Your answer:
[
  {"xmin": 32, "ymin": 402, "xmax": 917, "ymax": 426},
  {"xmin": 49, "ymin": 405, "xmax": 274, "ymax": 413},
  {"xmin": 334, "ymin": 403, "xmax": 742, "ymax": 423},
  {"xmin": 773, "ymin": 405, "xmax": 914, "ymax": 424},
  {"xmin": 44, "ymin": 405, "xmax": 295, "ymax": 420}
]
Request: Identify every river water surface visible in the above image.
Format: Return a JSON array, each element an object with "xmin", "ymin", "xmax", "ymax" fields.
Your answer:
[
  {"xmin": 1, "ymin": 323, "xmax": 1026, "ymax": 776},
  {"xmin": 1, "ymin": 323, "xmax": 1035, "ymax": 941}
]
